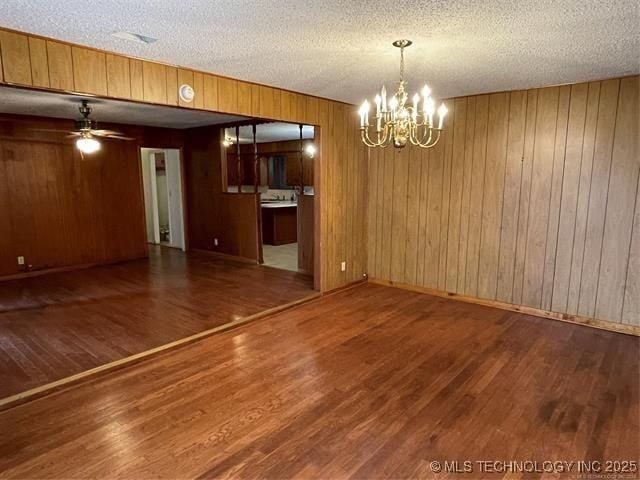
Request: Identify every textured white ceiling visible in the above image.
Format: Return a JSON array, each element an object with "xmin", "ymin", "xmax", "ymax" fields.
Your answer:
[{"xmin": 1, "ymin": 0, "xmax": 638, "ymax": 104}]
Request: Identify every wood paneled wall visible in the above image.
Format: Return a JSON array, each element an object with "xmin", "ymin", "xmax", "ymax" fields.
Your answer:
[
  {"xmin": 368, "ymin": 76, "xmax": 640, "ymax": 326},
  {"xmin": 0, "ymin": 27, "xmax": 367, "ymax": 291},
  {"xmin": 0, "ymin": 115, "xmax": 183, "ymax": 277}
]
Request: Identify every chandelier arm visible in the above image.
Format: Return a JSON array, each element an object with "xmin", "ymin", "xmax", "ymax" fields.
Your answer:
[
  {"xmin": 425, "ymin": 130, "xmax": 442, "ymax": 148},
  {"xmin": 416, "ymin": 126, "xmax": 434, "ymax": 147},
  {"xmin": 362, "ymin": 127, "xmax": 389, "ymax": 148},
  {"xmin": 376, "ymin": 129, "xmax": 386, "ymax": 147},
  {"xmin": 360, "ymin": 128, "xmax": 376, "ymax": 147}
]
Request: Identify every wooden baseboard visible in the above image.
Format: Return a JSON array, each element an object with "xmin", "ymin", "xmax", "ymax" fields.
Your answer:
[
  {"xmin": 369, "ymin": 278, "xmax": 639, "ymax": 337},
  {"xmin": 0, "ymin": 292, "xmax": 320, "ymax": 411},
  {"xmin": 0, "ymin": 255, "xmax": 147, "ymax": 282},
  {"xmin": 322, "ymin": 277, "xmax": 368, "ymax": 296}
]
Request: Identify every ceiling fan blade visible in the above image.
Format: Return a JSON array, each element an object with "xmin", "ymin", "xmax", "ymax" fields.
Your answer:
[
  {"xmin": 105, "ymin": 134, "xmax": 136, "ymax": 141},
  {"xmin": 91, "ymin": 129, "xmax": 122, "ymax": 136},
  {"xmin": 65, "ymin": 133, "xmax": 81, "ymax": 139}
]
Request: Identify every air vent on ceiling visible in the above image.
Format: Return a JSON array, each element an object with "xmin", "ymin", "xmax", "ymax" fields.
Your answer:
[{"xmin": 111, "ymin": 31, "xmax": 157, "ymax": 45}]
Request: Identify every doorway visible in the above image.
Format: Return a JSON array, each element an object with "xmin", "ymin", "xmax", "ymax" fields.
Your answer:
[
  {"xmin": 141, "ymin": 148, "xmax": 186, "ymax": 250},
  {"xmin": 222, "ymin": 123, "xmax": 315, "ymax": 275}
]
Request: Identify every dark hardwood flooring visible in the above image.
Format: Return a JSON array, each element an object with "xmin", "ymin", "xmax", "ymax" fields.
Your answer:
[
  {"xmin": 0, "ymin": 246, "xmax": 314, "ymax": 398},
  {"xmin": 0, "ymin": 283, "xmax": 637, "ymax": 479}
]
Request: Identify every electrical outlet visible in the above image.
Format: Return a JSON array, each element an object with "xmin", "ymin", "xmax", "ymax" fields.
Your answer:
[
  {"xmin": 341, "ymin": 261, "xmax": 346, "ymax": 272},
  {"xmin": 214, "ymin": 238, "xmax": 219, "ymax": 247},
  {"xmin": 17, "ymin": 256, "xmax": 25, "ymax": 266}
]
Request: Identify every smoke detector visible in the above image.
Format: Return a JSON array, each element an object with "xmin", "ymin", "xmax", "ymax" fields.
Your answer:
[{"xmin": 179, "ymin": 84, "xmax": 195, "ymax": 103}]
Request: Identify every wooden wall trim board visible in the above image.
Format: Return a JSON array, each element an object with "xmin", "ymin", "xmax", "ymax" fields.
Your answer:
[
  {"xmin": 368, "ymin": 76, "xmax": 640, "ymax": 327},
  {"xmin": 370, "ymin": 278, "xmax": 640, "ymax": 337}
]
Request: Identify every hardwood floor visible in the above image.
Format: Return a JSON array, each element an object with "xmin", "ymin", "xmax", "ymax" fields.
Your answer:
[
  {"xmin": 0, "ymin": 283, "xmax": 637, "ymax": 479},
  {"xmin": 0, "ymin": 246, "xmax": 314, "ymax": 399}
]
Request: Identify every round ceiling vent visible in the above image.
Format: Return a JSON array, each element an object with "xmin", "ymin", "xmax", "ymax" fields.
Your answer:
[{"xmin": 179, "ymin": 84, "xmax": 195, "ymax": 103}]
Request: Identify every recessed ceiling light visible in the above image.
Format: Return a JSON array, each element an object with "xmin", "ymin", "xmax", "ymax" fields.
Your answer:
[{"xmin": 111, "ymin": 31, "xmax": 157, "ymax": 45}]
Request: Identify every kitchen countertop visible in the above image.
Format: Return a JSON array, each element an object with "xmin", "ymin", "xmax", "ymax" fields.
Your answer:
[{"xmin": 260, "ymin": 202, "xmax": 297, "ymax": 209}]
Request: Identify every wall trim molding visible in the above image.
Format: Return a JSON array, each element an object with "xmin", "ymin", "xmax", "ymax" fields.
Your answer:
[{"xmin": 369, "ymin": 278, "xmax": 640, "ymax": 337}]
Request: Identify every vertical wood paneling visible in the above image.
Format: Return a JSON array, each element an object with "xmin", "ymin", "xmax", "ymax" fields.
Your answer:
[
  {"xmin": 218, "ymin": 77, "xmax": 238, "ymax": 114},
  {"xmin": 28, "ymin": 37, "xmax": 49, "ymax": 88},
  {"xmin": 280, "ymin": 90, "xmax": 293, "ymax": 120},
  {"xmin": 165, "ymin": 66, "xmax": 179, "ymax": 106},
  {"xmin": 464, "ymin": 95, "xmax": 489, "ymax": 296},
  {"xmin": 577, "ymin": 79, "xmax": 620, "ymax": 316},
  {"xmin": 380, "ymin": 145, "xmax": 395, "ymax": 280},
  {"xmin": 496, "ymin": 90, "xmax": 527, "ymax": 302},
  {"xmin": 445, "ymin": 97, "xmax": 468, "ymax": 292},
  {"xmin": 596, "ymin": 76, "xmax": 640, "ymax": 322},
  {"xmin": 251, "ymin": 84, "xmax": 261, "ymax": 117},
  {"xmin": 0, "ymin": 31, "xmax": 31, "ymax": 85},
  {"xmin": 272, "ymin": 89, "xmax": 282, "ymax": 120},
  {"xmin": 373, "ymin": 149, "xmax": 385, "ymax": 279},
  {"xmin": 106, "ymin": 54, "xmax": 131, "ymax": 99},
  {"xmin": 404, "ymin": 141, "xmax": 422, "ymax": 285},
  {"xmin": 129, "ymin": 59, "xmax": 144, "ymax": 101},
  {"xmin": 456, "ymin": 97, "xmax": 477, "ymax": 290},
  {"xmin": 0, "ymin": 116, "xmax": 151, "ymax": 277},
  {"xmin": 511, "ymin": 90, "xmax": 538, "ymax": 304},
  {"xmin": 521, "ymin": 86, "xmax": 560, "ymax": 308},
  {"xmin": 567, "ymin": 82, "xmax": 601, "ymax": 314},
  {"xmin": 193, "ymin": 72, "xmax": 204, "ymax": 110},
  {"xmin": 202, "ymin": 74, "xmax": 219, "ymax": 111},
  {"xmin": 237, "ymin": 81, "xmax": 253, "ymax": 115},
  {"xmin": 368, "ymin": 75, "xmax": 639, "ymax": 326},
  {"xmin": 424, "ymin": 131, "xmax": 444, "ymax": 288},
  {"xmin": 551, "ymin": 83, "xmax": 589, "ymax": 312},
  {"xmin": 142, "ymin": 61, "xmax": 167, "ymax": 104},
  {"xmin": 72, "ymin": 47, "xmax": 107, "ymax": 95},
  {"xmin": 540, "ymin": 85, "xmax": 570, "ymax": 310},
  {"xmin": 477, "ymin": 93, "xmax": 509, "ymax": 299},
  {"xmin": 390, "ymin": 147, "xmax": 409, "ymax": 282},
  {"xmin": 46, "ymin": 41, "xmax": 74, "ymax": 90},
  {"xmin": 438, "ymin": 100, "xmax": 455, "ymax": 290},
  {"xmin": 622, "ymin": 176, "xmax": 640, "ymax": 325},
  {"xmin": 0, "ymin": 38, "xmax": 4, "ymax": 82}
]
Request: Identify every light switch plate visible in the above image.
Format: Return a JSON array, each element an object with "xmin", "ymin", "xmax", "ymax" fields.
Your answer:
[{"xmin": 341, "ymin": 261, "xmax": 346, "ymax": 272}]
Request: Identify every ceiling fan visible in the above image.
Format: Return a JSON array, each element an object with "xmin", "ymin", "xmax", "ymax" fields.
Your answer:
[{"xmin": 34, "ymin": 100, "xmax": 134, "ymax": 154}]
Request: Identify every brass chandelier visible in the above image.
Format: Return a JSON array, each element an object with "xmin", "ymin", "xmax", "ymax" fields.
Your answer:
[{"xmin": 359, "ymin": 40, "xmax": 447, "ymax": 149}]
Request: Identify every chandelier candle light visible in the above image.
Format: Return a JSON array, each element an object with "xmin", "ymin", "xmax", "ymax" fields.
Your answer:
[{"xmin": 359, "ymin": 40, "xmax": 447, "ymax": 149}]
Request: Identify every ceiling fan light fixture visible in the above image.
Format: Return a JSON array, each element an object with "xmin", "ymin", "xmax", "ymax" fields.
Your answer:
[{"xmin": 76, "ymin": 135, "xmax": 101, "ymax": 154}]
